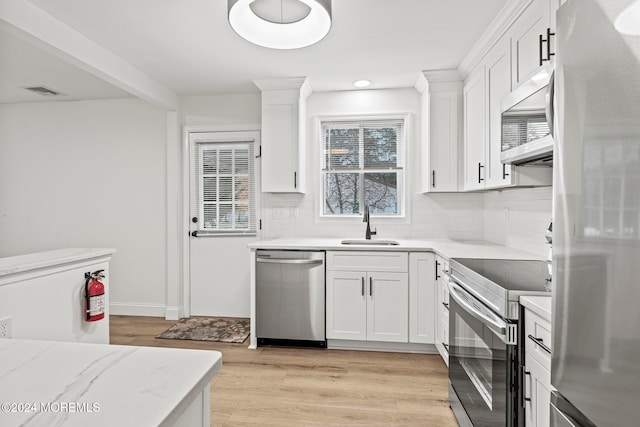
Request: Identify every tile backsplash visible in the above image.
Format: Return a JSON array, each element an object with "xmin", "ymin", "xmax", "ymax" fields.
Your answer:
[
  {"xmin": 261, "ymin": 186, "xmax": 553, "ymax": 258},
  {"xmin": 483, "ymin": 186, "xmax": 553, "ymax": 258}
]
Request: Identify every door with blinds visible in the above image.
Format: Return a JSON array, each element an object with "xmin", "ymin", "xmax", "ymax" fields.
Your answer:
[{"xmin": 188, "ymin": 131, "xmax": 259, "ymax": 317}]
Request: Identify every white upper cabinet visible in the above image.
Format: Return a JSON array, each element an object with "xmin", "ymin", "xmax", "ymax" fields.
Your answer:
[
  {"xmin": 417, "ymin": 71, "xmax": 463, "ymax": 193},
  {"xmin": 463, "ymin": 65, "xmax": 487, "ymax": 191},
  {"xmin": 510, "ymin": 0, "xmax": 553, "ymax": 90},
  {"xmin": 253, "ymin": 77, "xmax": 310, "ymax": 193},
  {"xmin": 461, "ymin": 0, "xmax": 555, "ymax": 192},
  {"xmin": 485, "ymin": 36, "xmax": 513, "ymax": 189}
]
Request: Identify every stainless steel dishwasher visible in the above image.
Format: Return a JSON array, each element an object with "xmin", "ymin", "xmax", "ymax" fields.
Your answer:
[{"xmin": 256, "ymin": 250, "xmax": 326, "ymax": 347}]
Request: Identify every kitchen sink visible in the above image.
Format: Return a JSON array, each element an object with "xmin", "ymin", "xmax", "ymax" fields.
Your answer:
[{"xmin": 340, "ymin": 239, "xmax": 400, "ymax": 246}]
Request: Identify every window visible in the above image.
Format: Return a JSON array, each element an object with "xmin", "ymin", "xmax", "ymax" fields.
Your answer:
[
  {"xmin": 321, "ymin": 118, "xmax": 405, "ymax": 216},
  {"xmin": 195, "ymin": 141, "xmax": 256, "ymax": 235}
]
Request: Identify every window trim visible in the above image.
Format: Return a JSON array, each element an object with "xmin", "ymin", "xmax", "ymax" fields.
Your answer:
[
  {"xmin": 316, "ymin": 113, "xmax": 410, "ymax": 221},
  {"xmin": 189, "ymin": 131, "xmax": 259, "ymax": 237}
]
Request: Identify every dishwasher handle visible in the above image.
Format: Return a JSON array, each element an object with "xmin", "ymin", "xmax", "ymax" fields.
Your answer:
[{"xmin": 256, "ymin": 258, "xmax": 324, "ymax": 265}]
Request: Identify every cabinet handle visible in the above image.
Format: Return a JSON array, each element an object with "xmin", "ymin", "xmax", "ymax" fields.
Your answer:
[
  {"xmin": 361, "ymin": 277, "xmax": 365, "ymax": 297},
  {"xmin": 478, "ymin": 163, "xmax": 484, "ymax": 183},
  {"xmin": 539, "ymin": 33, "xmax": 544, "ymax": 66},
  {"xmin": 442, "ymin": 302, "xmax": 449, "ymax": 310},
  {"xmin": 502, "ymin": 163, "xmax": 510, "ymax": 180},
  {"xmin": 528, "ymin": 334, "xmax": 552, "ymax": 354},
  {"xmin": 546, "ymin": 27, "xmax": 556, "ymax": 61},
  {"xmin": 435, "ymin": 260, "xmax": 441, "ymax": 280},
  {"xmin": 369, "ymin": 276, "xmax": 373, "ymax": 297},
  {"xmin": 294, "ymin": 171, "xmax": 297, "ymax": 188},
  {"xmin": 524, "ymin": 370, "xmax": 532, "ymax": 402},
  {"xmin": 443, "ymin": 343, "xmax": 449, "ymax": 352},
  {"xmin": 432, "ymin": 170, "xmax": 436, "ymax": 188}
]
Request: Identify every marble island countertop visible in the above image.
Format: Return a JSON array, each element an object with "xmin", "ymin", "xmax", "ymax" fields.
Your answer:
[
  {"xmin": 249, "ymin": 237, "xmax": 545, "ymax": 260},
  {"xmin": 0, "ymin": 339, "xmax": 222, "ymax": 427}
]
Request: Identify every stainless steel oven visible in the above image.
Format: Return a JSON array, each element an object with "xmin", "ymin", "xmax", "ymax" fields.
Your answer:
[
  {"xmin": 448, "ymin": 280, "xmax": 518, "ymax": 427},
  {"xmin": 448, "ymin": 258, "xmax": 551, "ymax": 427}
]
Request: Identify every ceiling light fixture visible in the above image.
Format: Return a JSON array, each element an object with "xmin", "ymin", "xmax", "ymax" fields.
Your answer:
[
  {"xmin": 228, "ymin": 0, "xmax": 332, "ymax": 49},
  {"xmin": 353, "ymin": 79, "xmax": 371, "ymax": 88}
]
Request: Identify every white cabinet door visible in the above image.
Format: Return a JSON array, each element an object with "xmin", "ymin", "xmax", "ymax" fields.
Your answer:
[
  {"xmin": 326, "ymin": 271, "xmax": 367, "ymax": 340},
  {"xmin": 254, "ymin": 78, "xmax": 309, "ymax": 193},
  {"xmin": 525, "ymin": 352, "xmax": 552, "ymax": 427},
  {"xmin": 418, "ymin": 72, "xmax": 463, "ymax": 193},
  {"xmin": 434, "ymin": 255, "xmax": 450, "ymax": 364},
  {"xmin": 510, "ymin": 0, "xmax": 551, "ymax": 89},
  {"xmin": 485, "ymin": 36, "xmax": 513, "ymax": 189},
  {"xmin": 367, "ymin": 272, "xmax": 409, "ymax": 343},
  {"xmin": 463, "ymin": 67, "xmax": 487, "ymax": 191},
  {"xmin": 409, "ymin": 253, "xmax": 436, "ymax": 344}
]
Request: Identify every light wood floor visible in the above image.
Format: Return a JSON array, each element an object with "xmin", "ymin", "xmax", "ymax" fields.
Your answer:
[{"xmin": 110, "ymin": 316, "xmax": 457, "ymax": 426}]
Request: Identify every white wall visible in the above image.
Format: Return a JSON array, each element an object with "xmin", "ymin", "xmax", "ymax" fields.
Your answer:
[
  {"xmin": 182, "ymin": 94, "xmax": 260, "ymax": 127},
  {"xmin": 483, "ymin": 186, "xmax": 553, "ymax": 258},
  {"xmin": 261, "ymin": 88, "xmax": 486, "ymax": 241},
  {"xmin": 0, "ymin": 98, "xmax": 168, "ymax": 313}
]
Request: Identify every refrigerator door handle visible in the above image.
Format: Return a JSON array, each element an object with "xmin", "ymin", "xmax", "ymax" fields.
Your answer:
[{"xmin": 545, "ymin": 70, "xmax": 555, "ymax": 137}]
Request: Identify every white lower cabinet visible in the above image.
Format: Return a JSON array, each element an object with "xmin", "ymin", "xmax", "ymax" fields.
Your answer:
[
  {"xmin": 326, "ymin": 270, "xmax": 408, "ymax": 342},
  {"xmin": 326, "ymin": 271, "xmax": 368, "ymax": 340},
  {"xmin": 524, "ymin": 352, "xmax": 551, "ymax": 427},
  {"xmin": 408, "ymin": 252, "xmax": 436, "ymax": 344},
  {"xmin": 434, "ymin": 255, "xmax": 450, "ymax": 365},
  {"xmin": 523, "ymin": 305, "xmax": 553, "ymax": 427},
  {"xmin": 326, "ymin": 251, "xmax": 409, "ymax": 343}
]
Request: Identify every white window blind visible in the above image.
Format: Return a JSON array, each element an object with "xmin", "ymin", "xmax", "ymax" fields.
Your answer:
[
  {"xmin": 195, "ymin": 141, "xmax": 256, "ymax": 235},
  {"xmin": 321, "ymin": 119, "xmax": 405, "ymax": 216}
]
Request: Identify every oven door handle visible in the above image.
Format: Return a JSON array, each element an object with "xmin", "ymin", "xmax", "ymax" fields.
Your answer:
[{"xmin": 448, "ymin": 281, "xmax": 515, "ymax": 344}]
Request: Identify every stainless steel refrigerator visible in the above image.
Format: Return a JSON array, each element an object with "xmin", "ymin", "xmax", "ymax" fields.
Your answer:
[{"xmin": 552, "ymin": 0, "xmax": 640, "ymax": 425}]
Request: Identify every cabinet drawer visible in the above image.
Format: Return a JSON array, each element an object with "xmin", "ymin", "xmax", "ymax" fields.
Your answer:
[
  {"xmin": 326, "ymin": 251, "xmax": 408, "ymax": 273},
  {"xmin": 524, "ymin": 308, "xmax": 552, "ymax": 369}
]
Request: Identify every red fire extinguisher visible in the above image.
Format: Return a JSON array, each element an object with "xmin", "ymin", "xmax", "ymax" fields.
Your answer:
[{"xmin": 84, "ymin": 270, "xmax": 105, "ymax": 322}]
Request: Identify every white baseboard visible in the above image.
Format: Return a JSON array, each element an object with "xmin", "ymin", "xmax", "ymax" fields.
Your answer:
[
  {"xmin": 109, "ymin": 302, "xmax": 167, "ymax": 317},
  {"xmin": 327, "ymin": 339, "xmax": 438, "ymax": 354}
]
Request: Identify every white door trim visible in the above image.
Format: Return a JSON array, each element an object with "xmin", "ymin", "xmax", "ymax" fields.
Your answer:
[{"xmin": 181, "ymin": 124, "xmax": 261, "ymax": 318}]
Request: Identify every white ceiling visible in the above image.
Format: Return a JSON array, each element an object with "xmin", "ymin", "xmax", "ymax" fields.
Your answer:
[{"xmin": 1, "ymin": 0, "xmax": 508, "ymax": 103}]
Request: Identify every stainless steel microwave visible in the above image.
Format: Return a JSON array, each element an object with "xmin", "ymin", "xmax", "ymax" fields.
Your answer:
[{"xmin": 500, "ymin": 68, "xmax": 554, "ymax": 166}]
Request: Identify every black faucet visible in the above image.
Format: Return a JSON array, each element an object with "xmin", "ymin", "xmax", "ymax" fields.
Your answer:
[{"xmin": 363, "ymin": 206, "xmax": 377, "ymax": 240}]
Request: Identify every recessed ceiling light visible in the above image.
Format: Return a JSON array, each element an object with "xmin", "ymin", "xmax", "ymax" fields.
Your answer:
[
  {"xmin": 228, "ymin": 0, "xmax": 332, "ymax": 50},
  {"xmin": 353, "ymin": 80, "xmax": 371, "ymax": 88},
  {"xmin": 615, "ymin": 0, "xmax": 640, "ymax": 35}
]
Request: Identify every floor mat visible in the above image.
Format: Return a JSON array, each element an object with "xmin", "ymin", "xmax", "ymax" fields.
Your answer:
[{"xmin": 156, "ymin": 317, "xmax": 250, "ymax": 343}]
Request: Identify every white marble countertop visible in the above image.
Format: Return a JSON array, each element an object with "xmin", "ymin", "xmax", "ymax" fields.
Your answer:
[
  {"xmin": 0, "ymin": 339, "xmax": 222, "ymax": 427},
  {"xmin": 0, "ymin": 248, "xmax": 117, "ymax": 278},
  {"xmin": 248, "ymin": 237, "xmax": 544, "ymax": 260},
  {"xmin": 520, "ymin": 295, "xmax": 552, "ymax": 322}
]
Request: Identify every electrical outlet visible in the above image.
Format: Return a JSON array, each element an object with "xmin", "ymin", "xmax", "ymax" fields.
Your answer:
[{"xmin": 0, "ymin": 316, "xmax": 13, "ymax": 339}]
